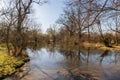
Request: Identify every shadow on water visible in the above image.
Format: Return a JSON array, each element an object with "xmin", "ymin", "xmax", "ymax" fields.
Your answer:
[
  {"xmin": 100, "ymin": 50, "xmax": 120, "ymax": 80},
  {"xmin": 100, "ymin": 50, "xmax": 110, "ymax": 65}
]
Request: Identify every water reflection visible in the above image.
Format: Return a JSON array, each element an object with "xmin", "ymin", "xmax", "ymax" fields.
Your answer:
[
  {"xmin": 100, "ymin": 50, "xmax": 110, "ymax": 65},
  {"xmin": 26, "ymin": 48, "xmax": 120, "ymax": 68},
  {"xmin": 25, "ymin": 48, "xmax": 120, "ymax": 80},
  {"xmin": 27, "ymin": 48, "xmax": 66, "ymax": 69}
]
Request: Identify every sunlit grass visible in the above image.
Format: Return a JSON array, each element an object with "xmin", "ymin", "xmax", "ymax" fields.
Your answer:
[
  {"xmin": 0, "ymin": 53, "xmax": 24, "ymax": 78},
  {"xmin": 83, "ymin": 42, "xmax": 120, "ymax": 51},
  {"xmin": 0, "ymin": 45, "xmax": 24, "ymax": 78},
  {"xmin": 59, "ymin": 41, "xmax": 120, "ymax": 51}
]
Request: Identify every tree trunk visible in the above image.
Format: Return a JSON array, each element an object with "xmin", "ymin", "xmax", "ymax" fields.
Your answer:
[{"xmin": 6, "ymin": 26, "xmax": 10, "ymax": 54}]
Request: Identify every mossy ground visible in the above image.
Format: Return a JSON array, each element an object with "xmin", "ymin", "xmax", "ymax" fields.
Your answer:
[
  {"xmin": 0, "ymin": 54, "xmax": 24, "ymax": 78},
  {"xmin": 0, "ymin": 44, "xmax": 24, "ymax": 78}
]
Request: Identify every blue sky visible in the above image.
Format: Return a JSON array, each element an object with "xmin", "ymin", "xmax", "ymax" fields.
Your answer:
[{"xmin": 33, "ymin": 0, "xmax": 65, "ymax": 33}]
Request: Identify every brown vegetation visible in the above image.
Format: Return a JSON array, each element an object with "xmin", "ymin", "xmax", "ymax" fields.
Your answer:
[{"xmin": 0, "ymin": 0, "xmax": 120, "ymax": 57}]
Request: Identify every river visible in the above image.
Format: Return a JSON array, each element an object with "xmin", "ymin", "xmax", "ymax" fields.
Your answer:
[{"xmin": 5, "ymin": 47, "xmax": 120, "ymax": 80}]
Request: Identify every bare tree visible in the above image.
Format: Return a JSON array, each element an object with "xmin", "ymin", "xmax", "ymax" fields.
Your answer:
[
  {"xmin": 0, "ymin": 0, "xmax": 47, "ymax": 57},
  {"xmin": 47, "ymin": 24, "xmax": 57, "ymax": 45},
  {"xmin": 57, "ymin": 0, "xmax": 120, "ymax": 47}
]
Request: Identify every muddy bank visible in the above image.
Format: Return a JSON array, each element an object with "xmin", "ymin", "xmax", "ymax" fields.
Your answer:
[{"xmin": 4, "ymin": 63, "xmax": 29, "ymax": 80}]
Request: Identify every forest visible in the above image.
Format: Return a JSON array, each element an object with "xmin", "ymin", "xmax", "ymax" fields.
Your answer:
[{"xmin": 0, "ymin": 0, "xmax": 120, "ymax": 80}]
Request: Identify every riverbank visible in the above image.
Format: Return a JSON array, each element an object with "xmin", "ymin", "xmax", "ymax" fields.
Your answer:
[
  {"xmin": 0, "ymin": 44, "xmax": 29, "ymax": 79},
  {"xmin": 58, "ymin": 42, "xmax": 120, "ymax": 52},
  {"xmin": 82, "ymin": 42, "xmax": 120, "ymax": 51},
  {"xmin": 4, "ymin": 47, "xmax": 120, "ymax": 80},
  {"xmin": 1, "ymin": 42, "xmax": 120, "ymax": 79}
]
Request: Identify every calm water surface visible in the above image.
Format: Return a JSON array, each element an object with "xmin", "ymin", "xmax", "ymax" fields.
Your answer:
[{"xmin": 5, "ymin": 47, "xmax": 120, "ymax": 80}]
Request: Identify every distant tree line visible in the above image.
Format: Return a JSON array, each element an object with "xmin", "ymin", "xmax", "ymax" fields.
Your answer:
[{"xmin": 46, "ymin": 0, "xmax": 120, "ymax": 47}]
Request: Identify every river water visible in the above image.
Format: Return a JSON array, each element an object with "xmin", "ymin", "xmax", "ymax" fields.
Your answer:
[{"xmin": 5, "ymin": 47, "xmax": 120, "ymax": 80}]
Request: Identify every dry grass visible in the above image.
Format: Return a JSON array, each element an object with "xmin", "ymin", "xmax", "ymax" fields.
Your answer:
[{"xmin": 83, "ymin": 42, "xmax": 120, "ymax": 51}]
